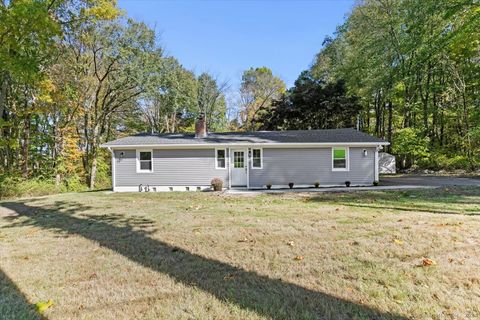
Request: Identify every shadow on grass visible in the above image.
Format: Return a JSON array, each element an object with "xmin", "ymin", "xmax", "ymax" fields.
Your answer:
[
  {"xmin": 305, "ymin": 187, "xmax": 480, "ymax": 215},
  {"xmin": 0, "ymin": 268, "xmax": 44, "ymax": 320},
  {"xmin": 1, "ymin": 200, "xmax": 407, "ymax": 320}
]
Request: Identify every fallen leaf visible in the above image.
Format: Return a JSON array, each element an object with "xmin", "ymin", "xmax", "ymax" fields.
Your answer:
[
  {"xmin": 393, "ymin": 239, "xmax": 404, "ymax": 245},
  {"xmin": 294, "ymin": 255, "xmax": 304, "ymax": 261},
  {"xmin": 287, "ymin": 241, "xmax": 295, "ymax": 246},
  {"xmin": 237, "ymin": 238, "xmax": 249, "ymax": 243},
  {"xmin": 35, "ymin": 300, "xmax": 54, "ymax": 313},
  {"xmin": 223, "ymin": 273, "xmax": 236, "ymax": 281},
  {"xmin": 422, "ymin": 258, "xmax": 437, "ymax": 267},
  {"xmin": 351, "ymin": 241, "xmax": 360, "ymax": 246}
]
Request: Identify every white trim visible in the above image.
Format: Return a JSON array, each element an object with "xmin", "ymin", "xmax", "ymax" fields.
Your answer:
[
  {"xmin": 108, "ymin": 147, "xmax": 116, "ymax": 190},
  {"xmin": 246, "ymin": 148, "xmax": 250, "ymax": 188},
  {"xmin": 248, "ymin": 183, "xmax": 374, "ymax": 190},
  {"xmin": 215, "ymin": 148, "xmax": 227, "ymax": 169},
  {"xmin": 114, "ymin": 185, "xmax": 212, "ymax": 192},
  {"xmin": 228, "ymin": 148, "xmax": 232, "ymax": 189},
  {"xmin": 251, "ymin": 147, "xmax": 263, "ymax": 169},
  {"xmin": 102, "ymin": 142, "xmax": 389, "ymax": 149},
  {"xmin": 136, "ymin": 149, "xmax": 153, "ymax": 173},
  {"xmin": 332, "ymin": 147, "xmax": 350, "ymax": 172},
  {"xmin": 231, "ymin": 148, "xmax": 248, "ymax": 187},
  {"xmin": 374, "ymin": 149, "xmax": 379, "ymax": 181}
]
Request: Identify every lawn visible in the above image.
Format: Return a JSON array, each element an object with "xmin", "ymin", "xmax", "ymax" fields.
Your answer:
[{"xmin": 1, "ymin": 187, "xmax": 479, "ymax": 320}]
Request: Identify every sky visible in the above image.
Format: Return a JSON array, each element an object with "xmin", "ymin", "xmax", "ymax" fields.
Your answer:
[{"xmin": 118, "ymin": 0, "xmax": 355, "ymax": 90}]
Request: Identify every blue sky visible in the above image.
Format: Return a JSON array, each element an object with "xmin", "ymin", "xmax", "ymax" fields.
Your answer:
[{"xmin": 118, "ymin": 0, "xmax": 354, "ymax": 89}]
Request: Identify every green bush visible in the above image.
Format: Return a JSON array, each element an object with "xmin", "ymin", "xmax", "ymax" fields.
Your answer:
[
  {"xmin": 0, "ymin": 176, "xmax": 61, "ymax": 200},
  {"xmin": 421, "ymin": 153, "xmax": 478, "ymax": 171}
]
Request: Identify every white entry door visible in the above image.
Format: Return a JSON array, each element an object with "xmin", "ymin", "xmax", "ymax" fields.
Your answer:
[{"xmin": 231, "ymin": 149, "xmax": 247, "ymax": 187}]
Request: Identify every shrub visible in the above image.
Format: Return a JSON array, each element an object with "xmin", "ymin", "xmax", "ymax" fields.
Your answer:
[
  {"xmin": 266, "ymin": 183, "xmax": 272, "ymax": 190},
  {"xmin": 373, "ymin": 181, "xmax": 379, "ymax": 186},
  {"xmin": 211, "ymin": 178, "xmax": 223, "ymax": 191},
  {"xmin": 0, "ymin": 176, "xmax": 61, "ymax": 200},
  {"xmin": 288, "ymin": 182, "xmax": 294, "ymax": 189},
  {"xmin": 345, "ymin": 181, "xmax": 351, "ymax": 187},
  {"xmin": 314, "ymin": 182, "xmax": 320, "ymax": 188}
]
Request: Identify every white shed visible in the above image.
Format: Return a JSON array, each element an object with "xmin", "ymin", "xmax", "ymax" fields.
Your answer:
[{"xmin": 379, "ymin": 152, "xmax": 396, "ymax": 174}]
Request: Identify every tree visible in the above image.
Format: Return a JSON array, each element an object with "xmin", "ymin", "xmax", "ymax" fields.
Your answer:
[
  {"xmin": 196, "ymin": 73, "xmax": 228, "ymax": 132},
  {"xmin": 257, "ymin": 71, "xmax": 361, "ymax": 130},
  {"xmin": 239, "ymin": 67, "xmax": 285, "ymax": 131},
  {"xmin": 140, "ymin": 57, "xmax": 197, "ymax": 134},
  {"xmin": 61, "ymin": 19, "xmax": 164, "ymax": 188},
  {"xmin": 309, "ymin": 0, "xmax": 480, "ymax": 169}
]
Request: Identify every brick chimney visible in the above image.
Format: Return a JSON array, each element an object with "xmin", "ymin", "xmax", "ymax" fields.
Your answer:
[{"xmin": 195, "ymin": 113, "xmax": 207, "ymax": 138}]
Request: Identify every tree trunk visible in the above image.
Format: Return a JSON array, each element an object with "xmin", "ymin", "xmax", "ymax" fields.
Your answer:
[
  {"xmin": 22, "ymin": 112, "xmax": 31, "ymax": 178},
  {"xmin": 88, "ymin": 127, "xmax": 100, "ymax": 190},
  {"xmin": 0, "ymin": 73, "xmax": 7, "ymax": 122},
  {"xmin": 89, "ymin": 154, "xmax": 97, "ymax": 190},
  {"xmin": 387, "ymin": 101, "xmax": 393, "ymax": 153}
]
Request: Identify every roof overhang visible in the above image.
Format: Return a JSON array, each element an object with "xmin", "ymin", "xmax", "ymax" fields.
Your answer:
[{"xmin": 101, "ymin": 141, "xmax": 390, "ymax": 149}]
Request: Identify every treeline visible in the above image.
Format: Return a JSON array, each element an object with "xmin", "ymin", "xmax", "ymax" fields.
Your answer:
[
  {"xmin": 1, "ymin": 0, "xmax": 478, "ymax": 198},
  {"xmin": 254, "ymin": 0, "xmax": 480, "ymax": 170},
  {"xmin": 0, "ymin": 0, "xmax": 228, "ymax": 194}
]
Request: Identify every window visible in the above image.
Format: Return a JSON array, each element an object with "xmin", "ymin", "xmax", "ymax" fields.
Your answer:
[
  {"xmin": 215, "ymin": 149, "xmax": 226, "ymax": 169},
  {"xmin": 332, "ymin": 147, "xmax": 349, "ymax": 171},
  {"xmin": 137, "ymin": 150, "xmax": 153, "ymax": 173},
  {"xmin": 252, "ymin": 148, "xmax": 262, "ymax": 169}
]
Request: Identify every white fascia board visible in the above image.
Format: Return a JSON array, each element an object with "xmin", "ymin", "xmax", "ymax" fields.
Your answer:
[{"xmin": 102, "ymin": 142, "xmax": 390, "ymax": 149}]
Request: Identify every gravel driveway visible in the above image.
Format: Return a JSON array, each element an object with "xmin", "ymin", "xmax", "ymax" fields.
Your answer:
[{"xmin": 380, "ymin": 174, "xmax": 480, "ymax": 187}]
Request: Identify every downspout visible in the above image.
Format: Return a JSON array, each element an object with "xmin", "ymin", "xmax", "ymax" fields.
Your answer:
[
  {"xmin": 228, "ymin": 148, "xmax": 232, "ymax": 190},
  {"xmin": 374, "ymin": 146, "xmax": 380, "ymax": 182}
]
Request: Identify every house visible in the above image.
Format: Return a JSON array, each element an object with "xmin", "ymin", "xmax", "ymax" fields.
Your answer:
[{"xmin": 101, "ymin": 116, "xmax": 389, "ymax": 192}]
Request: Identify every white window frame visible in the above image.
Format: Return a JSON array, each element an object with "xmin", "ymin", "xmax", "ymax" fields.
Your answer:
[
  {"xmin": 215, "ymin": 148, "xmax": 227, "ymax": 169},
  {"xmin": 251, "ymin": 148, "xmax": 263, "ymax": 169},
  {"xmin": 136, "ymin": 149, "xmax": 153, "ymax": 173},
  {"xmin": 332, "ymin": 147, "xmax": 349, "ymax": 172}
]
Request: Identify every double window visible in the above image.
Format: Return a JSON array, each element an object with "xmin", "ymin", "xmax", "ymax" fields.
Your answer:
[
  {"xmin": 332, "ymin": 147, "xmax": 349, "ymax": 171},
  {"xmin": 215, "ymin": 148, "xmax": 226, "ymax": 169},
  {"xmin": 137, "ymin": 150, "xmax": 153, "ymax": 173}
]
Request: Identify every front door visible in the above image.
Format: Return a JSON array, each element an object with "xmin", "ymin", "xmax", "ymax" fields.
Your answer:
[{"xmin": 231, "ymin": 149, "xmax": 247, "ymax": 187}]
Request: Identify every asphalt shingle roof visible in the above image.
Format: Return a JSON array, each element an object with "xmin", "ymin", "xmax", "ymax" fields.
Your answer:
[{"xmin": 101, "ymin": 128, "xmax": 388, "ymax": 147}]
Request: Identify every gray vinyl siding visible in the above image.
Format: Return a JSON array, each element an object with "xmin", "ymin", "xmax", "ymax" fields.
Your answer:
[
  {"xmin": 114, "ymin": 149, "xmax": 228, "ymax": 187},
  {"xmin": 248, "ymin": 147, "xmax": 375, "ymax": 188}
]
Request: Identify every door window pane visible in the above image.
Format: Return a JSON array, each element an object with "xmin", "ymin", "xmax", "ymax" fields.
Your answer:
[{"xmin": 234, "ymin": 152, "xmax": 244, "ymax": 168}]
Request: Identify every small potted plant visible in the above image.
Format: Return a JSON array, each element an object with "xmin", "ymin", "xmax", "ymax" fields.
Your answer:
[
  {"xmin": 314, "ymin": 181, "xmax": 320, "ymax": 188},
  {"xmin": 266, "ymin": 183, "xmax": 272, "ymax": 190},
  {"xmin": 288, "ymin": 182, "xmax": 294, "ymax": 189},
  {"xmin": 373, "ymin": 180, "xmax": 379, "ymax": 186},
  {"xmin": 345, "ymin": 181, "xmax": 351, "ymax": 187},
  {"xmin": 211, "ymin": 178, "xmax": 223, "ymax": 191}
]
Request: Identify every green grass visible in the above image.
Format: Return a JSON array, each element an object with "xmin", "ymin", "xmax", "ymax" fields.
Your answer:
[
  {"xmin": 308, "ymin": 186, "xmax": 480, "ymax": 214},
  {"xmin": 1, "ymin": 187, "xmax": 480, "ymax": 319}
]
